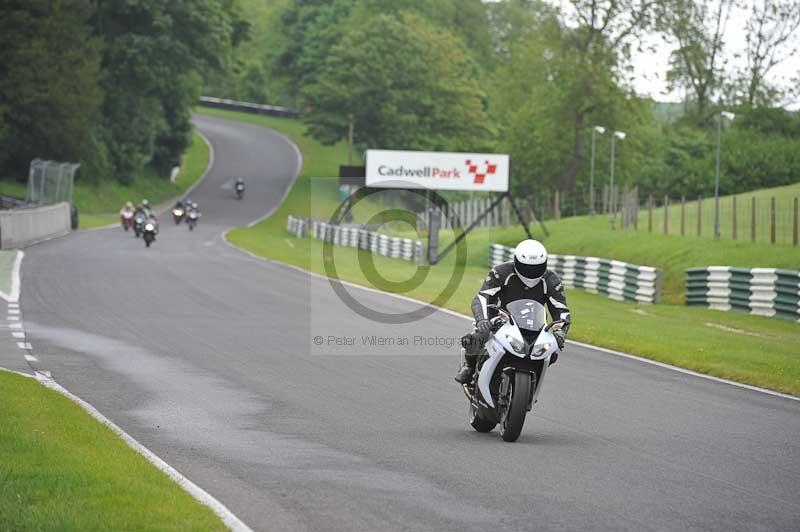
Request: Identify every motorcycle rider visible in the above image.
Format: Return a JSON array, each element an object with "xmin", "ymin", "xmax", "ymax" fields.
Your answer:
[
  {"xmin": 454, "ymin": 239, "xmax": 571, "ymax": 384},
  {"xmin": 137, "ymin": 199, "xmax": 154, "ymax": 218},
  {"xmin": 120, "ymin": 201, "xmax": 134, "ymax": 217}
]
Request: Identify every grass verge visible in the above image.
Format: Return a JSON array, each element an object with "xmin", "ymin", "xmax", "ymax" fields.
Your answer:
[
  {"xmin": 205, "ymin": 107, "xmax": 800, "ymax": 396},
  {"xmin": 0, "ymin": 370, "xmax": 225, "ymax": 531},
  {"xmin": 0, "ymin": 250, "xmax": 16, "ymax": 295}
]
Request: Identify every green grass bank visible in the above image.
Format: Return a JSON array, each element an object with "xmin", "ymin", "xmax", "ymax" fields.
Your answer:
[
  {"xmin": 0, "ymin": 370, "xmax": 226, "ymax": 531},
  {"xmin": 204, "ymin": 107, "xmax": 800, "ymax": 396}
]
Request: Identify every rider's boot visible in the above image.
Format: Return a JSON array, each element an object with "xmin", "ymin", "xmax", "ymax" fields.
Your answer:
[{"xmin": 454, "ymin": 353, "xmax": 477, "ymax": 384}]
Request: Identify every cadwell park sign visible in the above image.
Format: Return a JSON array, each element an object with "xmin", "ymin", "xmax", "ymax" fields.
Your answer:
[{"xmin": 365, "ymin": 150, "xmax": 510, "ymax": 192}]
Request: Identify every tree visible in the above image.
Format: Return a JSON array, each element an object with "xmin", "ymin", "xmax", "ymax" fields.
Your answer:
[
  {"xmin": 738, "ymin": 0, "xmax": 800, "ymax": 106},
  {"xmin": 93, "ymin": 0, "xmax": 234, "ymax": 182},
  {"xmin": 0, "ymin": 0, "xmax": 102, "ymax": 177},
  {"xmin": 659, "ymin": 0, "xmax": 734, "ymax": 118},
  {"xmin": 302, "ymin": 13, "xmax": 490, "ymax": 152},
  {"xmin": 551, "ymin": 0, "xmax": 660, "ymax": 191}
]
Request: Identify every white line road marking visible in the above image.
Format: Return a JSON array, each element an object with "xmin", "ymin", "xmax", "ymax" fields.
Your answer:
[
  {"xmin": 8, "ymin": 302, "xmax": 19, "ymax": 308},
  {"xmin": 9, "ymin": 323, "xmax": 22, "ymax": 329},
  {"xmin": 24, "ymin": 354, "xmax": 37, "ymax": 362},
  {"xmin": 0, "ymin": 250, "xmax": 24, "ymax": 303},
  {"xmin": 35, "ymin": 372, "xmax": 253, "ymax": 532},
  {"xmin": 17, "ymin": 342, "xmax": 32, "ymax": 350},
  {"xmin": 12, "ymin": 332, "xmax": 25, "ymax": 338},
  {"xmin": 222, "ymin": 235, "xmax": 800, "ymax": 403},
  {"xmin": 7, "ymin": 316, "xmax": 19, "ymax": 321},
  {"xmin": 8, "ymin": 308, "xmax": 19, "ymax": 314}
]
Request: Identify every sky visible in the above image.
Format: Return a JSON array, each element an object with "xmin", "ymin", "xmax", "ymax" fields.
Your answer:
[
  {"xmin": 628, "ymin": 5, "xmax": 800, "ymax": 109},
  {"xmin": 484, "ymin": 0, "xmax": 800, "ymax": 109}
]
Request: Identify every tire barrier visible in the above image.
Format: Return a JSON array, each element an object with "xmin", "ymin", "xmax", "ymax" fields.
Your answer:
[
  {"xmin": 685, "ymin": 267, "xmax": 800, "ymax": 322},
  {"xmin": 287, "ymin": 216, "xmax": 424, "ymax": 265},
  {"xmin": 198, "ymin": 96, "xmax": 298, "ymax": 118},
  {"xmin": 489, "ymin": 243, "xmax": 663, "ymax": 303},
  {"xmin": 287, "ymin": 215, "xmax": 306, "ymax": 238}
]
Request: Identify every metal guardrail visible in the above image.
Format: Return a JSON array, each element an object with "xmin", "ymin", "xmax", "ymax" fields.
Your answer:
[
  {"xmin": 489, "ymin": 243, "xmax": 663, "ymax": 303},
  {"xmin": 199, "ymin": 96, "xmax": 299, "ymax": 118},
  {"xmin": 287, "ymin": 215, "xmax": 424, "ymax": 265},
  {"xmin": 686, "ymin": 266, "xmax": 800, "ymax": 321}
]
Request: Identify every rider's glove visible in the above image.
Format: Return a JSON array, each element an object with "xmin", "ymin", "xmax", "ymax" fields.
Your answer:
[
  {"xmin": 554, "ymin": 331, "xmax": 566, "ymax": 350},
  {"xmin": 475, "ymin": 319, "xmax": 492, "ymax": 337}
]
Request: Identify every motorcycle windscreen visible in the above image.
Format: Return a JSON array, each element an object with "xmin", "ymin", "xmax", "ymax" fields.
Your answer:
[{"xmin": 505, "ymin": 299, "xmax": 546, "ymax": 331}]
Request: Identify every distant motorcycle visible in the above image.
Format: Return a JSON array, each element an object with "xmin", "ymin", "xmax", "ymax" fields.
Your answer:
[
  {"xmin": 235, "ymin": 179, "xmax": 245, "ymax": 200},
  {"xmin": 133, "ymin": 212, "xmax": 145, "ymax": 238},
  {"xmin": 121, "ymin": 211, "xmax": 133, "ymax": 231},
  {"xmin": 142, "ymin": 218, "xmax": 158, "ymax": 247},
  {"xmin": 462, "ymin": 300, "xmax": 564, "ymax": 442},
  {"xmin": 171, "ymin": 206, "xmax": 185, "ymax": 225},
  {"xmin": 186, "ymin": 209, "xmax": 199, "ymax": 231}
]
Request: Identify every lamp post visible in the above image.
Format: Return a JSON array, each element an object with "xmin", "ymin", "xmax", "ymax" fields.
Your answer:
[
  {"xmin": 714, "ymin": 111, "xmax": 735, "ymax": 238},
  {"xmin": 590, "ymin": 126, "xmax": 605, "ymax": 214},
  {"xmin": 609, "ymin": 130, "xmax": 626, "ymax": 230}
]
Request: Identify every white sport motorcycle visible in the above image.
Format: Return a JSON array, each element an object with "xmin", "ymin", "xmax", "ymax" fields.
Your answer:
[{"xmin": 462, "ymin": 299, "xmax": 564, "ymax": 442}]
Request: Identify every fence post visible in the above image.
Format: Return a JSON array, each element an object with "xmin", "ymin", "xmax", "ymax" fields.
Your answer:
[
  {"xmin": 633, "ymin": 186, "xmax": 639, "ymax": 230},
  {"xmin": 770, "ymin": 197, "xmax": 776, "ymax": 244},
  {"xmin": 680, "ymin": 197, "xmax": 685, "ymax": 236},
  {"xmin": 793, "ymin": 197, "xmax": 798, "ymax": 247},
  {"xmin": 602, "ymin": 184, "xmax": 608, "ymax": 214},
  {"xmin": 525, "ymin": 199, "xmax": 533, "ymax": 227},
  {"xmin": 663, "ymin": 195, "xmax": 669, "ymax": 235},
  {"xmin": 554, "ymin": 190, "xmax": 561, "ymax": 220},
  {"xmin": 732, "ymin": 196, "xmax": 737, "ymax": 240},
  {"xmin": 648, "ymin": 194, "xmax": 653, "ymax": 233},
  {"xmin": 697, "ymin": 197, "xmax": 702, "ymax": 237},
  {"xmin": 751, "ymin": 197, "xmax": 756, "ymax": 242}
]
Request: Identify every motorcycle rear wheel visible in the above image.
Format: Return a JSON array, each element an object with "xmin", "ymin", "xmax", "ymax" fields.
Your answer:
[
  {"xmin": 469, "ymin": 403, "xmax": 496, "ymax": 433},
  {"xmin": 500, "ymin": 372, "xmax": 533, "ymax": 442}
]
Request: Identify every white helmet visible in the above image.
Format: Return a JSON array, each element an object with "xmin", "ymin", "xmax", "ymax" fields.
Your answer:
[{"xmin": 513, "ymin": 239, "xmax": 548, "ymax": 287}]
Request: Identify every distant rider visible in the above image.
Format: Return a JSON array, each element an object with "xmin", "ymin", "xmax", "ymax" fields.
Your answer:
[
  {"xmin": 120, "ymin": 201, "xmax": 134, "ymax": 216},
  {"xmin": 138, "ymin": 199, "xmax": 154, "ymax": 218},
  {"xmin": 454, "ymin": 239, "xmax": 571, "ymax": 384}
]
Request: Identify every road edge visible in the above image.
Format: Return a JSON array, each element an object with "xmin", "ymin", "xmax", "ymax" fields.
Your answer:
[
  {"xmin": 220, "ymin": 233, "xmax": 800, "ymax": 403},
  {"xmin": 0, "ymin": 250, "xmax": 24, "ymax": 302},
  {"xmin": 34, "ymin": 370, "xmax": 254, "ymax": 532}
]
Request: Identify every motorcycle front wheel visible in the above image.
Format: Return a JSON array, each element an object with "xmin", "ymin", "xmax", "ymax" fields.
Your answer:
[
  {"xmin": 500, "ymin": 371, "xmax": 533, "ymax": 442},
  {"xmin": 469, "ymin": 403, "xmax": 496, "ymax": 433}
]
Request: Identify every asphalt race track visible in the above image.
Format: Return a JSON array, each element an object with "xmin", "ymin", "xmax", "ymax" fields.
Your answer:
[{"xmin": 18, "ymin": 114, "xmax": 800, "ymax": 531}]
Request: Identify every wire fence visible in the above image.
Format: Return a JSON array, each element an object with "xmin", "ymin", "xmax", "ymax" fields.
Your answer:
[
  {"xmin": 413, "ymin": 185, "xmax": 799, "ymax": 246},
  {"xmin": 26, "ymin": 159, "xmax": 78, "ymax": 207}
]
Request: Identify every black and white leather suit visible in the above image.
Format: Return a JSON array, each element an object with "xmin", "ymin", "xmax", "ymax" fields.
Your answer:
[{"xmin": 463, "ymin": 261, "xmax": 571, "ymax": 355}]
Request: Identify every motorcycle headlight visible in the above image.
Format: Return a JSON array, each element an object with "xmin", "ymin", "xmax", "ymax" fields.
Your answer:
[
  {"xmin": 505, "ymin": 334, "xmax": 525, "ymax": 353},
  {"xmin": 144, "ymin": 223, "xmax": 154, "ymax": 231},
  {"xmin": 175, "ymin": 209, "xmax": 183, "ymax": 216}
]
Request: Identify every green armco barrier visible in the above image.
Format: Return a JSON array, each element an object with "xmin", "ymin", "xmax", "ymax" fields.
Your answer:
[
  {"xmin": 685, "ymin": 266, "xmax": 800, "ymax": 322},
  {"xmin": 489, "ymin": 243, "xmax": 663, "ymax": 303}
]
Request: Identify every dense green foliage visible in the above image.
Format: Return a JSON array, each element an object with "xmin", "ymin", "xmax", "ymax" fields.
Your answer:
[
  {"xmin": 3, "ymin": 1, "xmax": 798, "ymax": 200},
  {"xmin": 0, "ymin": 0, "xmax": 238, "ymax": 188},
  {"xmin": 209, "ymin": 0, "xmax": 800, "ymax": 201}
]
